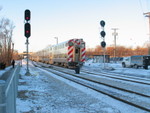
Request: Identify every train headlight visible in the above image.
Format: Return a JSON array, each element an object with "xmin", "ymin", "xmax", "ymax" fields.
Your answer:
[{"xmin": 68, "ymin": 42, "xmax": 74, "ymax": 46}]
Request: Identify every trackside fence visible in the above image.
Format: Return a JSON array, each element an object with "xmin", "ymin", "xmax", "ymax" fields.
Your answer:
[{"xmin": 0, "ymin": 63, "xmax": 20, "ymax": 113}]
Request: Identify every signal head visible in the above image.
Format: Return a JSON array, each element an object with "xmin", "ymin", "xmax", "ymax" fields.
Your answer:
[
  {"xmin": 100, "ymin": 20, "xmax": 105, "ymax": 27},
  {"xmin": 24, "ymin": 23, "xmax": 31, "ymax": 38},
  {"xmin": 101, "ymin": 41, "xmax": 106, "ymax": 48},
  {"xmin": 100, "ymin": 31, "xmax": 106, "ymax": 38},
  {"xmin": 25, "ymin": 9, "xmax": 30, "ymax": 21}
]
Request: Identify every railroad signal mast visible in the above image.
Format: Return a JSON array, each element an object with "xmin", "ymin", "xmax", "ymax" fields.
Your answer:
[
  {"xmin": 24, "ymin": 9, "xmax": 31, "ymax": 75},
  {"xmin": 100, "ymin": 20, "xmax": 106, "ymax": 69}
]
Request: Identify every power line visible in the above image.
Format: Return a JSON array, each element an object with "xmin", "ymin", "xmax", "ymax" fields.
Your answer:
[
  {"xmin": 139, "ymin": 0, "xmax": 144, "ymax": 13},
  {"xmin": 146, "ymin": 0, "xmax": 150, "ymax": 11}
]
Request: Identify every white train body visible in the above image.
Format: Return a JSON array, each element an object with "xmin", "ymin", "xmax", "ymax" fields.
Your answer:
[{"xmin": 31, "ymin": 38, "xmax": 86, "ymax": 67}]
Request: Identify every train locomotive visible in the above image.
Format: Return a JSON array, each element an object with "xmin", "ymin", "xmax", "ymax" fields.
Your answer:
[{"xmin": 31, "ymin": 38, "xmax": 86, "ymax": 68}]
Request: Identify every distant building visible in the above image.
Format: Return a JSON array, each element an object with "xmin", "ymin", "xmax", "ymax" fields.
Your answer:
[{"xmin": 93, "ymin": 55, "xmax": 110, "ymax": 63}]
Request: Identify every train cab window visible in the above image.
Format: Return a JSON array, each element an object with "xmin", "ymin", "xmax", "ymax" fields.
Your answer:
[
  {"xmin": 75, "ymin": 49, "xmax": 79, "ymax": 53},
  {"xmin": 81, "ymin": 43, "xmax": 85, "ymax": 48},
  {"xmin": 68, "ymin": 42, "xmax": 73, "ymax": 46}
]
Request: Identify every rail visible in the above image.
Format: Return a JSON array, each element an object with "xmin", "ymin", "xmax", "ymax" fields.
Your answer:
[{"xmin": 0, "ymin": 63, "xmax": 20, "ymax": 113}]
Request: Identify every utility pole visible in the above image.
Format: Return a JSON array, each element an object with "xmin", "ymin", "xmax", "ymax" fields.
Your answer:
[
  {"xmin": 144, "ymin": 12, "xmax": 150, "ymax": 55},
  {"xmin": 112, "ymin": 28, "xmax": 118, "ymax": 63}
]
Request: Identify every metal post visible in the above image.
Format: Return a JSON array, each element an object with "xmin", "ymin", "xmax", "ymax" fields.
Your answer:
[
  {"xmin": 103, "ymin": 48, "xmax": 106, "ymax": 69},
  {"xmin": 114, "ymin": 35, "xmax": 116, "ymax": 62},
  {"xmin": 25, "ymin": 38, "xmax": 30, "ymax": 75},
  {"xmin": 144, "ymin": 12, "xmax": 150, "ymax": 55},
  {"xmin": 103, "ymin": 36, "xmax": 106, "ymax": 69}
]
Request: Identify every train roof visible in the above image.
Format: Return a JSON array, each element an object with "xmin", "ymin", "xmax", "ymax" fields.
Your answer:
[
  {"xmin": 35, "ymin": 38, "xmax": 85, "ymax": 52},
  {"xmin": 51, "ymin": 38, "xmax": 84, "ymax": 46}
]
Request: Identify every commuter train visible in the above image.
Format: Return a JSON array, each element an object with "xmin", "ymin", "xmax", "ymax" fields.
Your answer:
[{"xmin": 31, "ymin": 38, "xmax": 86, "ymax": 67}]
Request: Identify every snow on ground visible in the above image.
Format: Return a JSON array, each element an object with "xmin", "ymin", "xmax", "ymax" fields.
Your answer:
[
  {"xmin": 17, "ymin": 60, "xmax": 121, "ymax": 113},
  {"xmin": 0, "ymin": 59, "xmax": 150, "ymax": 113},
  {"xmin": 16, "ymin": 60, "xmax": 149, "ymax": 113},
  {"xmin": 83, "ymin": 59, "xmax": 150, "ymax": 78}
]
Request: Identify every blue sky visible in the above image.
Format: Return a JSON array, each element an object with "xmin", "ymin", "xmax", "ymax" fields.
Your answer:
[{"xmin": 0, "ymin": 0, "xmax": 150, "ymax": 53}]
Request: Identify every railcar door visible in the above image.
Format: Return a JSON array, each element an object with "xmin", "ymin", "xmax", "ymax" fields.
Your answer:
[{"xmin": 74, "ymin": 47, "xmax": 80, "ymax": 62}]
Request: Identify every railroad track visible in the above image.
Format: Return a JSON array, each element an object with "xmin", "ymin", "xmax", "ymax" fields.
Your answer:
[
  {"xmin": 81, "ymin": 69, "xmax": 150, "ymax": 85},
  {"xmin": 33, "ymin": 62, "xmax": 150, "ymax": 112}
]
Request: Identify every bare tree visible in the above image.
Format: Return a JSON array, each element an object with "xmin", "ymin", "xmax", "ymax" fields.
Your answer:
[
  {"xmin": 0, "ymin": 17, "xmax": 15, "ymax": 66},
  {"xmin": 86, "ymin": 45, "xmax": 149, "ymax": 59}
]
